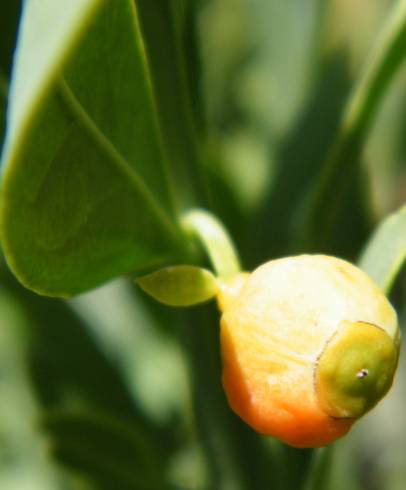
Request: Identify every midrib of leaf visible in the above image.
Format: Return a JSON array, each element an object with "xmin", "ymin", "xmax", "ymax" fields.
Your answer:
[{"xmin": 58, "ymin": 79, "xmax": 181, "ymax": 243}]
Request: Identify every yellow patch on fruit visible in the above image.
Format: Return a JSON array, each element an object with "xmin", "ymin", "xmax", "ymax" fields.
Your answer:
[{"xmin": 218, "ymin": 255, "xmax": 400, "ymax": 448}]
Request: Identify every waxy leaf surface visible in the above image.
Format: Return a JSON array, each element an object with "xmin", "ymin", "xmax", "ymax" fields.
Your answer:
[{"xmin": 0, "ymin": 0, "xmax": 183, "ymax": 297}]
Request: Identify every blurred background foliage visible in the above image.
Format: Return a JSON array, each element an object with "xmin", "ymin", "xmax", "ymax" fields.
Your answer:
[{"xmin": 1, "ymin": 0, "xmax": 406, "ymax": 489}]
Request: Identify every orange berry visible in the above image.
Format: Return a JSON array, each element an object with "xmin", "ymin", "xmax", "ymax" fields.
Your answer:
[{"xmin": 218, "ymin": 255, "xmax": 399, "ymax": 448}]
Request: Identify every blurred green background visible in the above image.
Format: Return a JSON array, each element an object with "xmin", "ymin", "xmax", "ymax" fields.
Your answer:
[{"xmin": 1, "ymin": 0, "xmax": 406, "ymax": 489}]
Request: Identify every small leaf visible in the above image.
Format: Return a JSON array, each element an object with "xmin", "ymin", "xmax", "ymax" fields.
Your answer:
[
  {"xmin": 137, "ymin": 265, "xmax": 218, "ymax": 307},
  {"xmin": 359, "ymin": 204, "xmax": 406, "ymax": 293}
]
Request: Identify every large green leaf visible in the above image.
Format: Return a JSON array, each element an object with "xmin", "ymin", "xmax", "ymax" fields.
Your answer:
[
  {"xmin": 0, "ymin": 0, "xmax": 185, "ymax": 297},
  {"xmin": 359, "ymin": 204, "xmax": 406, "ymax": 293}
]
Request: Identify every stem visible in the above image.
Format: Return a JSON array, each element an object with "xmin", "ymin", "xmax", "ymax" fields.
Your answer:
[
  {"xmin": 280, "ymin": 447, "xmax": 316, "ymax": 490},
  {"xmin": 303, "ymin": 447, "xmax": 334, "ymax": 490},
  {"xmin": 178, "ymin": 306, "xmax": 277, "ymax": 490},
  {"xmin": 181, "ymin": 209, "xmax": 242, "ymax": 279},
  {"xmin": 178, "ymin": 212, "xmax": 276, "ymax": 488},
  {"xmin": 302, "ymin": 0, "xmax": 406, "ymax": 244}
]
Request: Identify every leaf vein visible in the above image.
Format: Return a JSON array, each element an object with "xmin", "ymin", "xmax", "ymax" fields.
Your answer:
[{"xmin": 57, "ymin": 78, "xmax": 179, "ymax": 241}]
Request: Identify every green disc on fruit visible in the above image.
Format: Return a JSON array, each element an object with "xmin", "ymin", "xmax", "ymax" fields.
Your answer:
[{"xmin": 315, "ymin": 321, "xmax": 400, "ymax": 419}]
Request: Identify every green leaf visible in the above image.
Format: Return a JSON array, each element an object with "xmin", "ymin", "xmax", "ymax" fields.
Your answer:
[
  {"xmin": 0, "ymin": 264, "xmax": 176, "ymax": 486},
  {"xmin": 255, "ymin": 52, "xmax": 354, "ymax": 260},
  {"xmin": 137, "ymin": 265, "xmax": 218, "ymax": 307},
  {"xmin": 136, "ymin": 0, "xmax": 208, "ymax": 209},
  {"xmin": 0, "ymin": 1, "xmax": 22, "ymax": 77},
  {"xmin": 0, "ymin": 1, "xmax": 22, "ymax": 149},
  {"xmin": 0, "ymin": 0, "xmax": 184, "ymax": 297},
  {"xmin": 0, "ymin": 264, "xmax": 155, "ymax": 427},
  {"xmin": 0, "ymin": 72, "xmax": 7, "ymax": 150},
  {"xmin": 301, "ymin": 0, "xmax": 406, "ymax": 248},
  {"xmin": 43, "ymin": 410, "xmax": 167, "ymax": 490},
  {"xmin": 359, "ymin": 204, "xmax": 406, "ymax": 293},
  {"xmin": 0, "ymin": 284, "xmax": 61, "ymax": 489}
]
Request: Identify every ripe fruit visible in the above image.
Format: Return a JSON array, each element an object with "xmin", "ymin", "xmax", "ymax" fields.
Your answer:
[{"xmin": 218, "ymin": 255, "xmax": 400, "ymax": 448}]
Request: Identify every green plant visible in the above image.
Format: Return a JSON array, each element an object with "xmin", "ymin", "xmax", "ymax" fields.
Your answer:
[{"xmin": 1, "ymin": 1, "xmax": 406, "ymax": 489}]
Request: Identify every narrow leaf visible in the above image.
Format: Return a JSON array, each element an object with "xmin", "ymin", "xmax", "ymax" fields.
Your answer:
[
  {"xmin": 0, "ymin": 0, "xmax": 183, "ymax": 297},
  {"xmin": 0, "ymin": 263, "xmax": 174, "ymax": 485},
  {"xmin": 0, "ymin": 263, "xmax": 157, "ymax": 428},
  {"xmin": 0, "ymin": 1, "xmax": 22, "ymax": 77},
  {"xmin": 137, "ymin": 265, "xmax": 218, "ymax": 307},
  {"xmin": 301, "ymin": 0, "xmax": 406, "ymax": 246},
  {"xmin": 359, "ymin": 204, "xmax": 406, "ymax": 293},
  {"xmin": 44, "ymin": 410, "xmax": 167, "ymax": 490},
  {"xmin": 0, "ymin": 0, "xmax": 22, "ymax": 149},
  {"xmin": 136, "ymin": 0, "xmax": 208, "ymax": 208}
]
